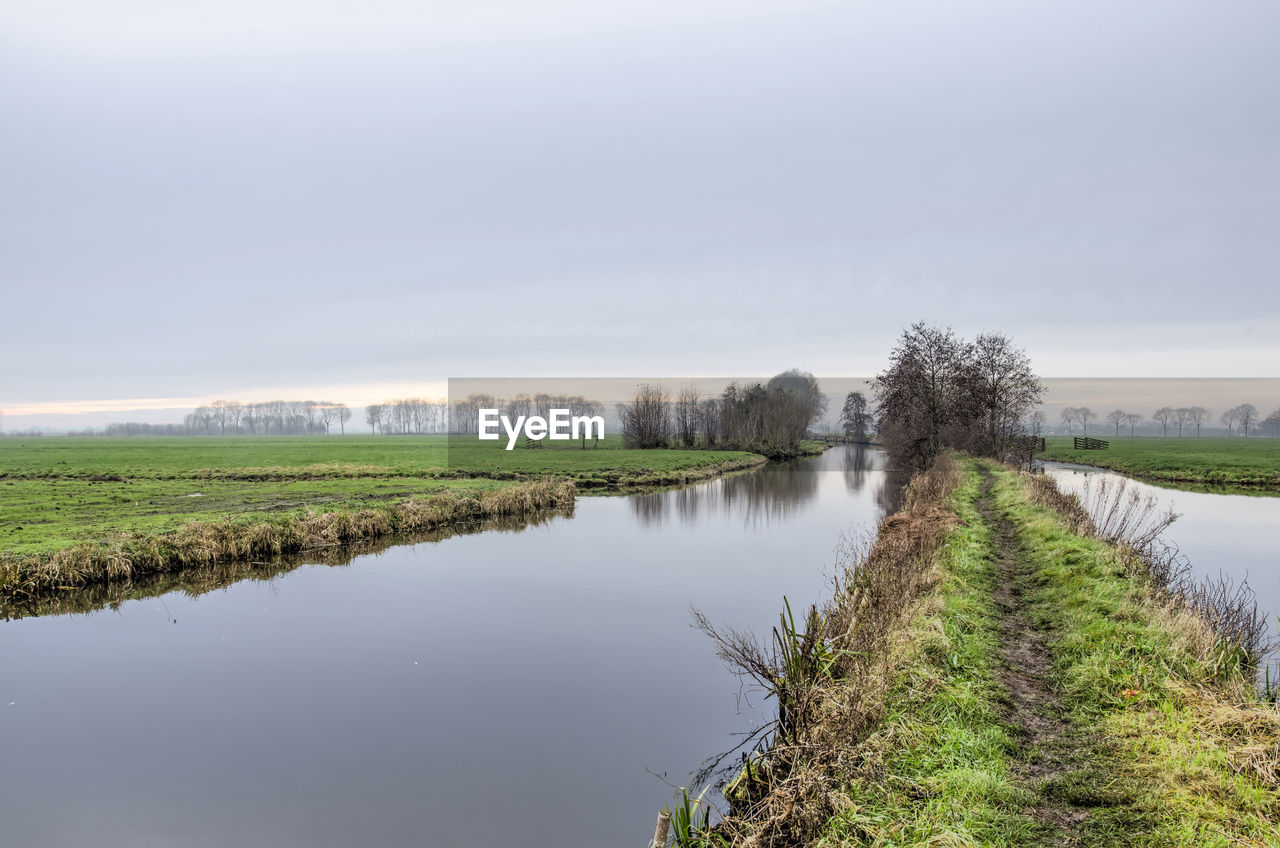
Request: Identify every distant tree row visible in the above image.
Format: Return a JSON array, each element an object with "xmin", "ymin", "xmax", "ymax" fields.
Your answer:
[
  {"xmin": 185, "ymin": 400, "xmax": 352, "ymax": 435},
  {"xmin": 617, "ymin": 370, "xmax": 827, "ymax": 457},
  {"xmin": 1063, "ymin": 404, "xmax": 1269, "ymax": 437},
  {"xmin": 365, "ymin": 398, "xmax": 449, "ymax": 434},
  {"xmin": 874, "ymin": 323, "xmax": 1043, "ymax": 470}
]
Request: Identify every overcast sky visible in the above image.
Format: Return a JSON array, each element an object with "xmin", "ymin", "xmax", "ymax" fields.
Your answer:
[{"xmin": 2, "ymin": 0, "xmax": 1278, "ymax": 423}]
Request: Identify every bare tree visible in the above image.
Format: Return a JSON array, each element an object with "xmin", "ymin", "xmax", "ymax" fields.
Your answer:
[
  {"xmin": 967, "ymin": 332, "xmax": 1043, "ymax": 456},
  {"xmin": 841, "ymin": 392, "xmax": 872, "ymax": 442},
  {"xmin": 618, "ymin": 384, "xmax": 670, "ymax": 448},
  {"xmin": 1124, "ymin": 412, "xmax": 1143, "ymax": 437},
  {"xmin": 1236, "ymin": 403, "xmax": 1258, "ymax": 437},
  {"xmin": 1060, "ymin": 406, "xmax": 1077, "ymax": 435},
  {"xmin": 873, "ymin": 323, "xmax": 973, "ymax": 468},
  {"xmin": 674, "ymin": 385, "xmax": 700, "ymax": 447},
  {"xmin": 1106, "ymin": 409, "xmax": 1126, "ymax": 437},
  {"xmin": 1153, "ymin": 406, "xmax": 1174, "ymax": 436},
  {"xmin": 1262, "ymin": 408, "xmax": 1280, "ymax": 437},
  {"xmin": 210, "ymin": 399, "xmax": 233, "ymax": 435},
  {"xmin": 765, "ymin": 369, "xmax": 828, "ymax": 450},
  {"xmin": 366, "ymin": 404, "xmax": 384, "ymax": 435},
  {"xmin": 1186, "ymin": 406, "xmax": 1208, "ymax": 437},
  {"xmin": 503, "ymin": 395, "xmax": 532, "ymax": 422},
  {"xmin": 1220, "ymin": 407, "xmax": 1238, "ymax": 436},
  {"xmin": 226, "ymin": 401, "xmax": 244, "ymax": 434},
  {"xmin": 1075, "ymin": 407, "xmax": 1096, "ymax": 436},
  {"xmin": 318, "ymin": 402, "xmax": 337, "ymax": 434},
  {"xmin": 699, "ymin": 398, "xmax": 720, "ymax": 445},
  {"xmin": 1174, "ymin": 407, "xmax": 1189, "ymax": 437},
  {"xmin": 874, "ymin": 324, "xmax": 1039, "ymax": 467}
]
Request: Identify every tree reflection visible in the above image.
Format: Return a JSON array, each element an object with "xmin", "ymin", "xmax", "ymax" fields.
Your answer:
[{"xmin": 630, "ymin": 447, "xmax": 909, "ymax": 528}]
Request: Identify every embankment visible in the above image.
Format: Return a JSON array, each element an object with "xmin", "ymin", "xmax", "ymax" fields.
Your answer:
[
  {"xmin": 0, "ymin": 480, "xmax": 574, "ymax": 602},
  {"xmin": 697, "ymin": 457, "xmax": 1279, "ymax": 847}
]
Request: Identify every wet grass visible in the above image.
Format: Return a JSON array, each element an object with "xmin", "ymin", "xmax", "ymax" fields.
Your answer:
[{"xmin": 1042, "ymin": 436, "xmax": 1280, "ymax": 488}]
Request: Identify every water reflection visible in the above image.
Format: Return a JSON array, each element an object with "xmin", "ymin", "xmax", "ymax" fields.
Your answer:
[
  {"xmin": 0, "ymin": 447, "xmax": 909, "ymax": 848},
  {"xmin": 629, "ymin": 446, "xmax": 910, "ymax": 528},
  {"xmin": 0, "ymin": 509, "xmax": 574, "ymax": 621},
  {"xmin": 843, "ymin": 442, "xmax": 874, "ymax": 492}
]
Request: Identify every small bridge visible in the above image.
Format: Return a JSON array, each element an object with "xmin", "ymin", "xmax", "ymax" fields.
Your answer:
[
  {"xmin": 814, "ymin": 434, "xmax": 869, "ymax": 445},
  {"xmin": 1074, "ymin": 436, "xmax": 1110, "ymax": 450}
]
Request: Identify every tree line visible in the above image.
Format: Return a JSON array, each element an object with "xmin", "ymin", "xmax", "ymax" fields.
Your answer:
[
  {"xmin": 364, "ymin": 395, "xmax": 606, "ymax": 436},
  {"xmin": 1062, "ymin": 403, "xmax": 1271, "ymax": 437},
  {"xmin": 873, "ymin": 323, "xmax": 1044, "ymax": 470},
  {"xmin": 184, "ymin": 400, "xmax": 353, "ymax": 435},
  {"xmin": 617, "ymin": 369, "xmax": 827, "ymax": 458}
]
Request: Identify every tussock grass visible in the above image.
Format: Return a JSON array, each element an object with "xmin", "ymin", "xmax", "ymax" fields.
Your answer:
[{"xmin": 0, "ymin": 480, "xmax": 574, "ymax": 600}]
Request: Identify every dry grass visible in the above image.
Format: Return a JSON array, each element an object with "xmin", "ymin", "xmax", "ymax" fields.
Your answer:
[
  {"xmin": 1022, "ymin": 468, "xmax": 1269, "ymax": 664},
  {"xmin": 700, "ymin": 454, "xmax": 963, "ymax": 847},
  {"xmin": 0, "ymin": 479, "xmax": 574, "ymax": 601}
]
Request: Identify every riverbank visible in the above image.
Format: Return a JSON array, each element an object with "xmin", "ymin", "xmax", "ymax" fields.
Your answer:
[
  {"xmin": 0, "ymin": 435, "xmax": 778, "ymax": 598},
  {"xmin": 0, "ymin": 479, "xmax": 575, "ymax": 601},
  {"xmin": 1041, "ymin": 435, "xmax": 1280, "ymax": 488},
  {"xmin": 0, "ymin": 435, "xmax": 768, "ymax": 558},
  {"xmin": 703, "ymin": 457, "xmax": 1279, "ymax": 846}
]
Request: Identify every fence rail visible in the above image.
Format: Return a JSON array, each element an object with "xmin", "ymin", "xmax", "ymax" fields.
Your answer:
[{"xmin": 1074, "ymin": 436, "xmax": 1110, "ymax": 450}]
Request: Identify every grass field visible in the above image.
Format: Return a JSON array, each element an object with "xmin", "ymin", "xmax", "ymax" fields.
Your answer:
[
  {"xmin": 0, "ymin": 435, "xmax": 765, "ymax": 557},
  {"xmin": 1041, "ymin": 436, "xmax": 1280, "ymax": 488}
]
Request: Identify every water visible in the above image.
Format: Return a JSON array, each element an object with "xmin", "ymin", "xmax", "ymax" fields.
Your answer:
[
  {"xmin": 1044, "ymin": 462, "xmax": 1280, "ymax": 654},
  {"xmin": 0, "ymin": 446, "xmax": 906, "ymax": 848}
]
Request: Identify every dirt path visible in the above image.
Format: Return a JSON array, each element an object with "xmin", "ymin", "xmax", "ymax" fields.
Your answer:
[{"xmin": 977, "ymin": 468, "xmax": 1089, "ymax": 846}]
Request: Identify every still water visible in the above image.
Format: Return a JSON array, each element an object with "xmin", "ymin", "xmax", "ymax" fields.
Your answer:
[
  {"xmin": 1044, "ymin": 462, "xmax": 1280, "ymax": 652},
  {"xmin": 1, "ymin": 447, "xmax": 905, "ymax": 848}
]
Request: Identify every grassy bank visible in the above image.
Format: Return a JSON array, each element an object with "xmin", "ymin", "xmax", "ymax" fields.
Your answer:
[
  {"xmin": 0, "ymin": 435, "xmax": 765, "ymax": 556},
  {"xmin": 695, "ymin": 457, "xmax": 1279, "ymax": 847},
  {"xmin": 1042, "ymin": 436, "xmax": 1280, "ymax": 488},
  {"xmin": 1, "ymin": 479, "xmax": 574, "ymax": 601}
]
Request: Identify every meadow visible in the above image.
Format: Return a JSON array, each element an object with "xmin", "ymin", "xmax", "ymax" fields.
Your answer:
[
  {"xmin": 0, "ymin": 435, "xmax": 764, "ymax": 556},
  {"xmin": 1041, "ymin": 436, "xmax": 1280, "ymax": 488}
]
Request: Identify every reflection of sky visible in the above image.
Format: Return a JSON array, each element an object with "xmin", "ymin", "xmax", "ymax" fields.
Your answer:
[{"xmin": 0, "ymin": 447, "xmax": 898, "ymax": 847}]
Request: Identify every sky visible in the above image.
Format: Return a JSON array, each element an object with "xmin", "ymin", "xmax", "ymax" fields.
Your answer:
[{"xmin": 2, "ymin": 0, "xmax": 1278, "ymax": 427}]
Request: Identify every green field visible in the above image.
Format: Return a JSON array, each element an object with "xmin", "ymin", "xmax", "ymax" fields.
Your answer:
[
  {"xmin": 1041, "ymin": 436, "xmax": 1280, "ymax": 488},
  {"xmin": 0, "ymin": 435, "xmax": 764, "ymax": 556}
]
